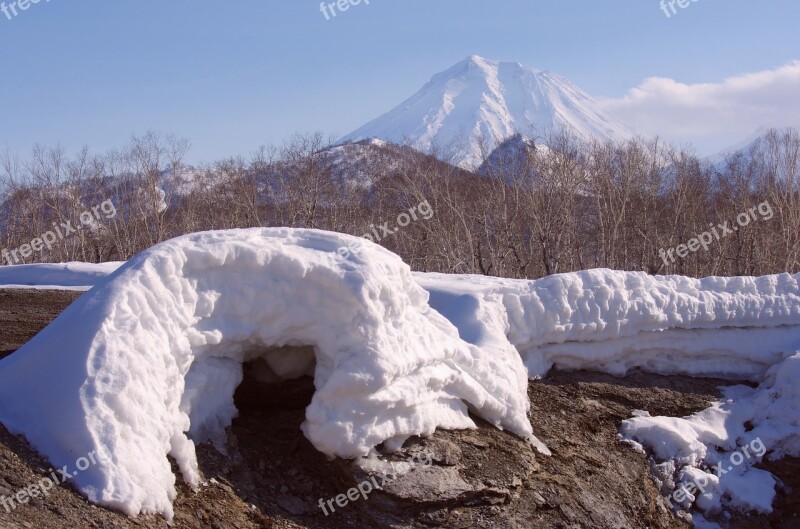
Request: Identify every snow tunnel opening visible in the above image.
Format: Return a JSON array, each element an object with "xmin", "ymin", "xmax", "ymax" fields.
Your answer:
[
  {"xmin": 234, "ymin": 345, "xmax": 318, "ymax": 415},
  {"xmin": 189, "ymin": 347, "xmax": 342, "ymax": 518},
  {"xmin": 210, "ymin": 346, "xmax": 320, "ymax": 471},
  {"xmin": 180, "ymin": 342, "xmax": 320, "ymax": 453}
]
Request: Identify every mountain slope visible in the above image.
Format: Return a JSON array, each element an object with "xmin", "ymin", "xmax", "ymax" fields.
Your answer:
[{"xmin": 340, "ymin": 55, "xmax": 633, "ymax": 169}]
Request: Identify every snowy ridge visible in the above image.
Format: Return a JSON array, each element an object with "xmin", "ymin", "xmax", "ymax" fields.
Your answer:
[
  {"xmin": 417, "ymin": 270, "xmax": 800, "ymax": 380},
  {"xmin": 316, "ymin": 139, "xmax": 411, "ymax": 189},
  {"xmin": 340, "ymin": 55, "xmax": 632, "ymax": 169},
  {"xmin": 709, "ymin": 125, "xmax": 799, "ymax": 164}
]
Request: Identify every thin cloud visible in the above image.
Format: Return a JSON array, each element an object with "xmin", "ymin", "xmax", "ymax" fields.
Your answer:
[{"xmin": 598, "ymin": 61, "xmax": 800, "ymax": 153}]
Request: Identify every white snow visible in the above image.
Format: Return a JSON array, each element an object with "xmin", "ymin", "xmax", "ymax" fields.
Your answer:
[
  {"xmin": 417, "ymin": 270, "xmax": 800, "ymax": 380},
  {"xmin": 0, "ymin": 228, "xmax": 534, "ymax": 519},
  {"xmin": 417, "ymin": 270, "xmax": 800, "ymax": 523},
  {"xmin": 1, "ymin": 233, "xmax": 799, "ymax": 524},
  {"xmin": 621, "ymin": 353, "xmax": 800, "ymax": 518},
  {"xmin": 0, "ymin": 261, "xmax": 124, "ymax": 290},
  {"xmin": 340, "ymin": 55, "xmax": 633, "ymax": 169}
]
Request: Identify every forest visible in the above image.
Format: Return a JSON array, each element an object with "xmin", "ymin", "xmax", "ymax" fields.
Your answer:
[{"xmin": 1, "ymin": 127, "xmax": 798, "ymax": 280}]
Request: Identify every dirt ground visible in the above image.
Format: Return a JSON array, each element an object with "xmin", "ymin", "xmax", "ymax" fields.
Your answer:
[{"xmin": 0, "ymin": 288, "xmax": 797, "ymax": 529}]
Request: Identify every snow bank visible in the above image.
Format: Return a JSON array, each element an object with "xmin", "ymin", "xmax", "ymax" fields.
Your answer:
[
  {"xmin": 417, "ymin": 270, "xmax": 800, "ymax": 381},
  {"xmin": 0, "ymin": 261, "xmax": 124, "ymax": 290},
  {"xmin": 0, "ymin": 229, "xmax": 533, "ymax": 519},
  {"xmin": 417, "ymin": 270, "xmax": 800, "ymax": 522}
]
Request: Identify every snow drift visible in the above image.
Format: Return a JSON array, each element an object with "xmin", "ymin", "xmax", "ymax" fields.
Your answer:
[
  {"xmin": 1, "ymin": 229, "xmax": 800, "ymax": 522},
  {"xmin": 417, "ymin": 271, "xmax": 800, "ymax": 522},
  {"xmin": 415, "ymin": 270, "xmax": 800, "ymax": 519},
  {"xmin": 0, "ymin": 261, "xmax": 124, "ymax": 290},
  {"xmin": 0, "ymin": 228, "xmax": 534, "ymax": 519},
  {"xmin": 417, "ymin": 270, "xmax": 800, "ymax": 381}
]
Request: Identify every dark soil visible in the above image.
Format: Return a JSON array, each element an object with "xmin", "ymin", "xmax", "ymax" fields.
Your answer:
[
  {"xmin": 0, "ymin": 288, "xmax": 797, "ymax": 529},
  {"xmin": 0, "ymin": 289, "xmax": 83, "ymax": 359}
]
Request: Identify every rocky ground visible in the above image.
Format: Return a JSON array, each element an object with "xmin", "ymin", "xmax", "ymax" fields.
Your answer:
[{"xmin": 0, "ymin": 288, "xmax": 797, "ymax": 529}]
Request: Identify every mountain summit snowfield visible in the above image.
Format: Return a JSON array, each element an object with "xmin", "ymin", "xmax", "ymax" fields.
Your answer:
[
  {"xmin": 340, "ymin": 55, "xmax": 633, "ymax": 169},
  {"xmin": 1, "ymin": 229, "xmax": 800, "ymax": 523}
]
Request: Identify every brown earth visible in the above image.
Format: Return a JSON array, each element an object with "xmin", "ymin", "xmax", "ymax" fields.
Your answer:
[{"xmin": 0, "ymin": 288, "xmax": 797, "ymax": 529}]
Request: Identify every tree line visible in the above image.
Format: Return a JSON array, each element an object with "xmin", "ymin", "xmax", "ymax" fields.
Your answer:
[{"xmin": 1, "ymin": 128, "xmax": 798, "ymax": 279}]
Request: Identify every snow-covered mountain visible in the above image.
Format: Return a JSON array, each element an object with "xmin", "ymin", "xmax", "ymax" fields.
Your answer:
[
  {"xmin": 476, "ymin": 133, "xmax": 539, "ymax": 180},
  {"xmin": 340, "ymin": 55, "xmax": 633, "ymax": 169},
  {"xmin": 709, "ymin": 126, "xmax": 799, "ymax": 164}
]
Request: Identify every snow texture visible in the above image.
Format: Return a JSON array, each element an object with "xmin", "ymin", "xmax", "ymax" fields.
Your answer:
[
  {"xmin": 417, "ymin": 270, "xmax": 800, "ymax": 381},
  {"xmin": 418, "ymin": 270, "xmax": 800, "ymax": 521},
  {"xmin": 1, "ymin": 232, "xmax": 800, "ymax": 522},
  {"xmin": 0, "ymin": 229, "xmax": 533, "ymax": 519},
  {"xmin": 340, "ymin": 55, "xmax": 633, "ymax": 169},
  {"xmin": 0, "ymin": 261, "xmax": 124, "ymax": 290},
  {"xmin": 621, "ymin": 353, "xmax": 800, "ymax": 518}
]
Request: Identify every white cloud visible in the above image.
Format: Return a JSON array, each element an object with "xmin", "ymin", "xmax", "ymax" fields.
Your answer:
[{"xmin": 598, "ymin": 61, "xmax": 800, "ymax": 154}]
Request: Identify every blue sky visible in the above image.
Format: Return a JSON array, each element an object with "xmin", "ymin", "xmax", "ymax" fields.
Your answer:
[{"xmin": 1, "ymin": 0, "xmax": 799, "ymax": 163}]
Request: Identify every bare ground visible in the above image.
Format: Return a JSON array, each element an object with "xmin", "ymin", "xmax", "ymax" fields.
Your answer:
[{"xmin": 0, "ymin": 288, "xmax": 797, "ymax": 529}]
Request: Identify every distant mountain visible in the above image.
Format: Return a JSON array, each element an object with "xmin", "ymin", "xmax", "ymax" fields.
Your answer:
[
  {"xmin": 710, "ymin": 126, "xmax": 799, "ymax": 164},
  {"xmin": 339, "ymin": 55, "xmax": 633, "ymax": 169},
  {"xmin": 477, "ymin": 134, "xmax": 539, "ymax": 180},
  {"xmin": 313, "ymin": 139, "xmax": 403, "ymax": 189}
]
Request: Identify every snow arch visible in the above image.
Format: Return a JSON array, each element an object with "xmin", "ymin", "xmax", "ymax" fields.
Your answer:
[{"xmin": 0, "ymin": 228, "xmax": 534, "ymax": 519}]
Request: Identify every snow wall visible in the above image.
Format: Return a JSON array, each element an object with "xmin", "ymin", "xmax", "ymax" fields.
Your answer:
[{"xmin": 418, "ymin": 271, "xmax": 800, "ymax": 521}]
